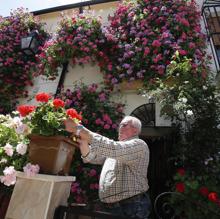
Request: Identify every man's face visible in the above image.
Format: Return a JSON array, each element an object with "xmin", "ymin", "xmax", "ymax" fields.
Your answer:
[{"xmin": 118, "ymin": 120, "xmax": 137, "ymax": 141}]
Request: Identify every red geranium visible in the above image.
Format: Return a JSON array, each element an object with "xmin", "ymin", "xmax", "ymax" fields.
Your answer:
[
  {"xmin": 199, "ymin": 186, "xmax": 209, "ymax": 197},
  {"xmin": 53, "ymin": 99, "xmax": 65, "ymax": 108},
  {"xmin": 17, "ymin": 105, "xmax": 35, "ymax": 117},
  {"xmin": 66, "ymin": 108, "xmax": 82, "ymax": 121},
  {"xmin": 208, "ymin": 192, "xmax": 218, "ymax": 203},
  {"xmin": 177, "ymin": 168, "xmax": 185, "ymax": 176},
  {"xmin": 17, "ymin": 93, "xmax": 83, "ymax": 136},
  {"xmin": 175, "ymin": 182, "xmax": 185, "ymax": 193},
  {"xmin": 35, "ymin": 92, "xmax": 51, "ymax": 103}
]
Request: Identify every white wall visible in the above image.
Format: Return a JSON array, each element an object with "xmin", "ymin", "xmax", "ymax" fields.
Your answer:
[{"xmin": 22, "ymin": 0, "xmax": 215, "ymax": 127}]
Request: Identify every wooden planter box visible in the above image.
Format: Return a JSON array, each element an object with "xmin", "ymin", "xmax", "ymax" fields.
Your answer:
[{"xmin": 28, "ymin": 135, "xmax": 77, "ymax": 175}]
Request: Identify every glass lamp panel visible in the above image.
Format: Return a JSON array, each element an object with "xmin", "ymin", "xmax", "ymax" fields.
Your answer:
[{"xmin": 21, "ymin": 36, "xmax": 32, "ymax": 49}]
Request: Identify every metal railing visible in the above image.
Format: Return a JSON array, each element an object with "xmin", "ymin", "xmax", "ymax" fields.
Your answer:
[
  {"xmin": 202, "ymin": 0, "xmax": 220, "ymax": 73},
  {"xmin": 154, "ymin": 191, "xmax": 220, "ymax": 219}
]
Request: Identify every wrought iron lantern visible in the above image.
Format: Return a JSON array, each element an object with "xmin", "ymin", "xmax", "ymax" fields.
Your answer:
[{"xmin": 21, "ymin": 30, "xmax": 40, "ymax": 56}]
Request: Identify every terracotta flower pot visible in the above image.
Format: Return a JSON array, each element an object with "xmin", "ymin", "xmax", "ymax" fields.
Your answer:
[
  {"xmin": 28, "ymin": 135, "xmax": 77, "ymax": 175},
  {"xmin": 118, "ymin": 80, "xmax": 143, "ymax": 90}
]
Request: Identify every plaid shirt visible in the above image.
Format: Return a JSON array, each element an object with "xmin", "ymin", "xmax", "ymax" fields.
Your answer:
[{"xmin": 82, "ymin": 133, "xmax": 149, "ymax": 203}]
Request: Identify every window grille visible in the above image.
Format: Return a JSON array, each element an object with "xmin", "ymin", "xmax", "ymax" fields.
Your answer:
[
  {"xmin": 130, "ymin": 103, "xmax": 155, "ymax": 127},
  {"xmin": 202, "ymin": 0, "xmax": 220, "ymax": 72}
]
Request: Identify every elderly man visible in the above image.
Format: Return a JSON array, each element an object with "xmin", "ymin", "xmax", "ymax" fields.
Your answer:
[{"xmin": 65, "ymin": 115, "xmax": 151, "ymax": 219}]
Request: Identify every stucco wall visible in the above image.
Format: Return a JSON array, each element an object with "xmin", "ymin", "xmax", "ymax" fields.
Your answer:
[{"xmin": 21, "ymin": 0, "xmax": 214, "ymax": 127}]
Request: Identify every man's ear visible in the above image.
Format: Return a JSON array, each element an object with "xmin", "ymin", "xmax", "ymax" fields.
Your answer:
[{"xmin": 133, "ymin": 127, "xmax": 139, "ymax": 135}]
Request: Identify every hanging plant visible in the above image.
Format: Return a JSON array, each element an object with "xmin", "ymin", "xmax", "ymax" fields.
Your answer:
[
  {"xmin": 59, "ymin": 82, "xmax": 125, "ymax": 204},
  {"xmin": 0, "ymin": 8, "xmax": 49, "ymax": 114},
  {"xmin": 37, "ymin": 11, "xmax": 106, "ymax": 79},
  {"xmin": 101, "ymin": 0, "xmax": 208, "ymax": 87}
]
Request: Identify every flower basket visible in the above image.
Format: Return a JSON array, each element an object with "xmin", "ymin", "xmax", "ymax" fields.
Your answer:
[
  {"xmin": 28, "ymin": 135, "xmax": 77, "ymax": 175},
  {"xmin": 164, "ymin": 76, "xmax": 180, "ymax": 87},
  {"xmin": 118, "ymin": 80, "xmax": 143, "ymax": 91}
]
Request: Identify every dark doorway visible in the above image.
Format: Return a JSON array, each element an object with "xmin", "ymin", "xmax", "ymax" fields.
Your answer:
[
  {"xmin": 131, "ymin": 104, "xmax": 174, "ymax": 217},
  {"xmin": 141, "ymin": 135, "xmax": 173, "ymax": 201}
]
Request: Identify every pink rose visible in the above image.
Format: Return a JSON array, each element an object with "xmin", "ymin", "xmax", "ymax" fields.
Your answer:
[
  {"xmin": 88, "ymin": 169, "xmax": 97, "ymax": 177},
  {"xmin": 0, "ymin": 166, "xmax": 16, "ymax": 186},
  {"xmin": 16, "ymin": 143, "xmax": 27, "ymax": 155},
  {"xmin": 4, "ymin": 143, "xmax": 14, "ymax": 157},
  {"xmin": 23, "ymin": 163, "xmax": 40, "ymax": 177}
]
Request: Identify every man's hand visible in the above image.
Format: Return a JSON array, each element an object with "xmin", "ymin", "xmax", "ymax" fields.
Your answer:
[
  {"xmin": 64, "ymin": 118, "xmax": 92, "ymax": 144},
  {"xmin": 64, "ymin": 118, "xmax": 77, "ymax": 133}
]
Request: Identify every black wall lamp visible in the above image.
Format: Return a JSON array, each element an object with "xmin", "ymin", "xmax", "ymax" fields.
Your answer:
[{"xmin": 21, "ymin": 30, "xmax": 40, "ymax": 56}]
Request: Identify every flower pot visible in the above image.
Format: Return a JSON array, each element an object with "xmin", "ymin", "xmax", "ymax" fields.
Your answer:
[{"xmin": 28, "ymin": 135, "xmax": 77, "ymax": 175}]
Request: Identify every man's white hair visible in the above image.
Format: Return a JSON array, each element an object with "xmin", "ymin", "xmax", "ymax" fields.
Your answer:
[{"xmin": 121, "ymin": 116, "xmax": 142, "ymax": 134}]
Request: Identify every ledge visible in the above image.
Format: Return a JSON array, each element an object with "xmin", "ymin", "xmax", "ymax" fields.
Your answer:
[
  {"xmin": 16, "ymin": 171, "xmax": 75, "ymax": 182},
  {"xmin": 141, "ymin": 126, "xmax": 174, "ymax": 137}
]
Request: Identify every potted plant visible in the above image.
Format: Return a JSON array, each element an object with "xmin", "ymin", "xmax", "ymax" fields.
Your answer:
[
  {"xmin": 17, "ymin": 92, "xmax": 82, "ymax": 175},
  {"xmin": 0, "ymin": 114, "xmax": 35, "ymax": 218}
]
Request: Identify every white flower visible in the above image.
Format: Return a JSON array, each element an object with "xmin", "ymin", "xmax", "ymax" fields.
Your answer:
[
  {"xmin": 10, "ymin": 116, "xmax": 27, "ymax": 134},
  {"xmin": 16, "ymin": 143, "xmax": 27, "ymax": 155},
  {"xmin": 202, "ymin": 85, "xmax": 208, "ymax": 90},
  {"xmin": 186, "ymin": 110, "xmax": 193, "ymax": 116},
  {"xmin": 179, "ymin": 97, "xmax": 187, "ymax": 103},
  {"xmin": 0, "ymin": 158, "xmax": 7, "ymax": 164},
  {"xmin": 12, "ymin": 116, "xmax": 22, "ymax": 126},
  {"xmin": 217, "ymin": 124, "xmax": 220, "ymax": 129},
  {"xmin": 15, "ymin": 124, "xmax": 26, "ymax": 134},
  {"xmin": 161, "ymin": 6, "xmax": 167, "ymax": 11},
  {"xmin": 3, "ymin": 143, "xmax": 14, "ymax": 157},
  {"xmin": 204, "ymin": 157, "xmax": 213, "ymax": 165}
]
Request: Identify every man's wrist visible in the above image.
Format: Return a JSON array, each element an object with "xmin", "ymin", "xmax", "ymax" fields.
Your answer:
[
  {"xmin": 81, "ymin": 151, "xmax": 90, "ymax": 159},
  {"xmin": 76, "ymin": 125, "xmax": 83, "ymax": 136}
]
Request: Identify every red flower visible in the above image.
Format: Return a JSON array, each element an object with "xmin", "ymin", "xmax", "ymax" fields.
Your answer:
[
  {"xmin": 208, "ymin": 192, "xmax": 218, "ymax": 203},
  {"xmin": 177, "ymin": 168, "xmax": 185, "ymax": 176},
  {"xmin": 17, "ymin": 105, "xmax": 35, "ymax": 117},
  {"xmin": 35, "ymin": 93, "xmax": 51, "ymax": 102},
  {"xmin": 175, "ymin": 182, "xmax": 185, "ymax": 193},
  {"xmin": 66, "ymin": 108, "xmax": 82, "ymax": 121},
  {"xmin": 53, "ymin": 99, "xmax": 65, "ymax": 108},
  {"xmin": 199, "ymin": 186, "xmax": 209, "ymax": 197}
]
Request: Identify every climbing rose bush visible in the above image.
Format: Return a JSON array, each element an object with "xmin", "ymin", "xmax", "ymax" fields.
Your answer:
[
  {"xmin": 102, "ymin": 0, "xmax": 208, "ymax": 87},
  {"xmin": 0, "ymin": 8, "xmax": 48, "ymax": 113}
]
